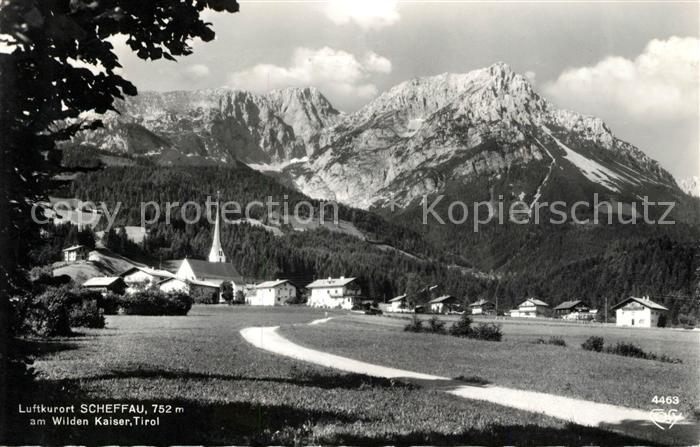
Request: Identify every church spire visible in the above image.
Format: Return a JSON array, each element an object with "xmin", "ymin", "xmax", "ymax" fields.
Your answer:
[{"xmin": 208, "ymin": 191, "xmax": 226, "ymax": 263}]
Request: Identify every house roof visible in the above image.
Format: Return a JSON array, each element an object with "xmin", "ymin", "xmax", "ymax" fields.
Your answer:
[
  {"xmin": 611, "ymin": 296, "xmax": 668, "ymax": 311},
  {"xmin": 83, "ymin": 276, "xmax": 123, "ymax": 287},
  {"xmin": 519, "ymin": 298, "xmax": 549, "ymax": 307},
  {"xmin": 62, "ymin": 244, "xmax": 86, "ymax": 252},
  {"xmin": 306, "ymin": 277, "xmax": 356, "ymax": 289},
  {"xmin": 256, "ymin": 279, "xmax": 292, "ymax": 289},
  {"xmin": 121, "ymin": 266, "xmax": 174, "ymax": 280},
  {"xmin": 389, "ymin": 294, "xmax": 407, "ymax": 302},
  {"xmin": 554, "ymin": 300, "xmax": 588, "ymax": 310},
  {"xmin": 469, "ymin": 299, "xmax": 493, "ymax": 307},
  {"xmin": 428, "ymin": 295, "xmax": 457, "ymax": 304},
  {"xmin": 182, "ymin": 259, "xmax": 243, "ymax": 282}
]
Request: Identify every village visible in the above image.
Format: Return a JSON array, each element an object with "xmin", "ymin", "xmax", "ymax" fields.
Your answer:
[{"xmin": 62, "ymin": 200, "xmax": 671, "ymax": 329}]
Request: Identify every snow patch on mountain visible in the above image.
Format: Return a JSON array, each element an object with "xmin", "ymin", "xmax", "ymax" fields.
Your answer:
[
  {"xmin": 542, "ymin": 128, "xmax": 623, "ymax": 193},
  {"xmin": 679, "ymin": 176, "xmax": 700, "ymax": 197},
  {"xmin": 248, "ymin": 157, "xmax": 309, "ymax": 172}
]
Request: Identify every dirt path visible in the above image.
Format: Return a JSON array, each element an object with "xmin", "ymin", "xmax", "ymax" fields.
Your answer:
[{"xmin": 240, "ymin": 319, "xmax": 698, "ymax": 445}]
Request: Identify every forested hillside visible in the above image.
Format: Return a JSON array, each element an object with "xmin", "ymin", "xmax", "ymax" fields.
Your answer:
[{"xmin": 51, "ymin": 165, "xmax": 700, "ymax": 322}]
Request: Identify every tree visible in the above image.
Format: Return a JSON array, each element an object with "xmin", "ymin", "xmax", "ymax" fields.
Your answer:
[
  {"xmin": 220, "ymin": 281, "xmax": 234, "ymax": 304},
  {"xmin": 0, "ymin": 0, "xmax": 239, "ymax": 434}
]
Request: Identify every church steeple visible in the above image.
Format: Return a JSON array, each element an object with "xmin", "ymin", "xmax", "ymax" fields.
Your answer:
[{"xmin": 208, "ymin": 192, "xmax": 226, "ymax": 263}]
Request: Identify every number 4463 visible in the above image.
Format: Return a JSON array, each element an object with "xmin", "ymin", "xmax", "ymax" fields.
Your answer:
[{"xmin": 652, "ymin": 395, "xmax": 679, "ymax": 405}]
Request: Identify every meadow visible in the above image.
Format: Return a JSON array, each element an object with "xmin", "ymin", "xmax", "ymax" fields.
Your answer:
[
  {"xmin": 282, "ymin": 314, "xmax": 700, "ymax": 415},
  {"xmin": 6, "ymin": 306, "xmax": 645, "ymax": 445}
]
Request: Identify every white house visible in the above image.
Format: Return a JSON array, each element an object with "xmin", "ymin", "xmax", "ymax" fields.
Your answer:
[
  {"xmin": 176, "ymin": 258, "xmax": 243, "ymax": 290},
  {"xmin": 121, "ymin": 266, "xmax": 174, "ymax": 294},
  {"xmin": 428, "ymin": 295, "xmax": 459, "ymax": 314},
  {"xmin": 612, "ymin": 296, "xmax": 668, "ymax": 328},
  {"xmin": 158, "ymin": 277, "xmax": 189, "ymax": 294},
  {"xmin": 510, "ymin": 298, "xmax": 549, "ymax": 318},
  {"xmin": 249, "ymin": 279, "xmax": 296, "ymax": 306},
  {"xmin": 62, "ymin": 245, "xmax": 89, "ymax": 262},
  {"xmin": 306, "ymin": 276, "xmax": 361, "ymax": 309},
  {"xmin": 158, "ymin": 277, "xmax": 220, "ymax": 303},
  {"xmin": 388, "ymin": 294, "xmax": 409, "ymax": 312},
  {"xmin": 469, "ymin": 299, "xmax": 495, "ymax": 315}
]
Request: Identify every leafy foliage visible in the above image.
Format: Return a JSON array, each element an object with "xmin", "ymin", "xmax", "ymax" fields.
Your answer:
[
  {"xmin": 535, "ymin": 337, "xmax": 566, "ymax": 347},
  {"xmin": 118, "ymin": 289, "xmax": 192, "ymax": 316},
  {"xmin": 581, "ymin": 336, "xmax": 604, "ymax": 352},
  {"xmin": 68, "ymin": 300, "xmax": 105, "ymax": 328},
  {"xmin": 448, "ymin": 313, "xmax": 473, "ymax": 337}
]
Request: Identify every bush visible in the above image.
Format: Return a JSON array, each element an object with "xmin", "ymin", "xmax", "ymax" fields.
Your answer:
[
  {"xmin": 581, "ymin": 337, "xmax": 681, "ymax": 363},
  {"xmin": 581, "ymin": 336, "xmax": 604, "ymax": 352},
  {"xmin": 426, "ymin": 316, "xmax": 446, "ymax": 334},
  {"xmin": 99, "ymin": 292, "xmax": 121, "ymax": 315},
  {"xmin": 604, "ymin": 342, "xmax": 649, "ymax": 359},
  {"xmin": 22, "ymin": 287, "xmax": 73, "ymax": 337},
  {"xmin": 404, "ymin": 315, "xmax": 424, "ymax": 332},
  {"xmin": 69, "ymin": 300, "xmax": 105, "ymax": 328},
  {"xmin": 449, "ymin": 313, "xmax": 473, "ymax": 337},
  {"xmin": 470, "ymin": 323, "xmax": 503, "ymax": 341},
  {"xmin": 677, "ymin": 314, "xmax": 696, "ymax": 328},
  {"xmin": 535, "ymin": 336, "xmax": 566, "ymax": 346},
  {"xmin": 119, "ymin": 289, "xmax": 192, "ymax": 316},
  {"xmin": 192, "ymin": 287, "xmax": 218, "ymax": 304}
]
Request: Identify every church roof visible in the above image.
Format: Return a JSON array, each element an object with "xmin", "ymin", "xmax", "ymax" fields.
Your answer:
[{"xmin": 183, "ymin": 259, "xmax": 243, "ymax": 282}]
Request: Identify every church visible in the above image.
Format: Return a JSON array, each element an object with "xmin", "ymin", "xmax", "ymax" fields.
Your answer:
[{"xmin": 160, "ymin": 196, "xmax": 245, "ymax": 298}]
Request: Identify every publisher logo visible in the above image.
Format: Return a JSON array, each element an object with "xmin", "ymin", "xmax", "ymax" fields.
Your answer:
[{"xmin": 649, "ymin": 408, "xmax": 683, "ymax": 430}]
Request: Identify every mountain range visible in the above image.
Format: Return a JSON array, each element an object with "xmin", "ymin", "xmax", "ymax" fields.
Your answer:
[{"xmin": 73, "ymin": 62, "xmax": 694, "ymax": 218}]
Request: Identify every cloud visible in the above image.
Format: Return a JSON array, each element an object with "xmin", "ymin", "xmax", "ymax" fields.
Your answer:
[
  {"xmin": 524, "ymin": 70, "xmax": 536, "ymax": 85},
  {"xmin": 324, "ymin": 0, "xmax": 400, "ymax": 29},
  {"xmin": 544, "ymin": 36, "xmax": 699, "ymax": 121},
  {"xmin": 227, "ymin": 47, "xmax": 392, "ymax": 101},
  {"xmin": 185, "ymin": 64, "xmax": 211, "ymax": 78}
]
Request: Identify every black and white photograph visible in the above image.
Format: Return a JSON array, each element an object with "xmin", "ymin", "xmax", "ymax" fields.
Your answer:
[{"xmin": 1, "ymin": 0, "xmax": 699, "ymax": 445}]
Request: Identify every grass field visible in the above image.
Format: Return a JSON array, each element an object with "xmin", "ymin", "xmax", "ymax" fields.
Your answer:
[
  {"xmin": 282, "ymin": 314, "xmax": 700, "ymax": 415},
  {"xmin": 6, "ymin": 306, "xmax": 648, "ymax": 445}
]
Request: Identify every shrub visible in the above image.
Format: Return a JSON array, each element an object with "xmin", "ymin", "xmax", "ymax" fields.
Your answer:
[
  {"xmin": 604, "ymin": 342, "xmax": 649, "ymax": 359},
  {"xmin": 119, "ymin": 289, "xmax": 192, "ymax": 316},
  {"xmin": 69, "ymin": 300, "xmax": 105, "ymax": 328},
  {"xmin": 192, "ymin": 287, "xmax": 218, "ymax": 304},
  {"xmin": 220, "ymin": 281, "xmax": 234, "ymax": 304},
  {"xmin": 470, "ymin": 323, "xmax": 503, "ymax": 341},
  {"xmin": 426, "ymin": 316, "xmax": 446, "ymax": 334},
  {"xmin": 581, "ymin": 336, "xmax": 604, "ymax": 352},
  {"xmin": 404, "ymin": 315, "xmax": 424, "ymax": 332},
  {"xmin": 99, "ymin": 292, "xmax": 121, "ymax": 315},
  {"xmin": 535, "ymin": 336, "xmax": 566, "ymax": 346},
  {"xmin": 677, "ymin": 314, "xmax": 696, "ymax": 328},
  {"xmin": 449, "ymin": 313, "xmax": 473, "ymax": 337},
  {"xmin": 22, "ymin": 287, "xmax": 72, "ymax": 337}
]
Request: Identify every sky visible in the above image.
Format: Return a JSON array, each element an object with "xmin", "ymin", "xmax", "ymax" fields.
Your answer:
[{"xmin": 113, "ymin": 0, "xmax": 700, "ymax": 181}]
